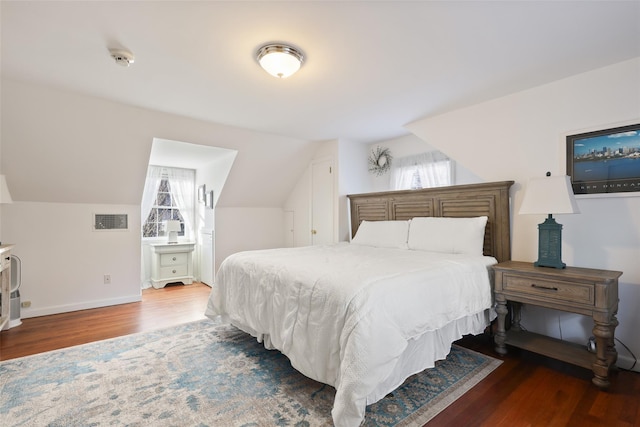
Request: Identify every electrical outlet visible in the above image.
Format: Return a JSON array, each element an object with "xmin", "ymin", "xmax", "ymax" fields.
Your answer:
[
  {"xmin": 104, "ymin": 275, "xmax": 111, "ymax": 284},
  {"xmin": 21, "ymin": 301, "xmax": 31, "ymax": 308}
]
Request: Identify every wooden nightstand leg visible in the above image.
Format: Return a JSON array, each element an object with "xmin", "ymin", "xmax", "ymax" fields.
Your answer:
[
  {"xmin": 592, "ymin": 318, "xmax": 614, "ymax": 389},
  {"xmin": 607, "ymin": 309, "xmax": 619, "ymax": 368},
  {"xmin": 494, "ymin": 297, "xmax": 508, "ymax": 355},
  {"xmin": 511, "ymin": 302, "xmax": 522, "ymax": 331}
]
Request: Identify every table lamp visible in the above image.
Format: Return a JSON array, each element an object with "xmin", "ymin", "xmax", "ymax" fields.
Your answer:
[
  {"xmin": 519, "ymin": 172, "xmax": 580, "ymax": 269},
  {"xmin": 164, "ymin": 220, "xmax": 181, "ymax": 244}
]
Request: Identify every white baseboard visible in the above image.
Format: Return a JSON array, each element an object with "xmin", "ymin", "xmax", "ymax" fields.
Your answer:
[
  {"xmin": 618, "ymin": 354, "xmax": 640, "ymax": 373},
  {"xmin": 20, "ymin": 295, "xmax": 142, "ymax": 319}
]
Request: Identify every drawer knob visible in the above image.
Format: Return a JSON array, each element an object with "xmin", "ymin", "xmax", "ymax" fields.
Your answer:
[
  {"xmin": 531, "ymin": 283, "xmax": 558, "ymax": 291},
  {"xmin": 172, "ymin": 257, "xmax": 177, "ymax": 261}
]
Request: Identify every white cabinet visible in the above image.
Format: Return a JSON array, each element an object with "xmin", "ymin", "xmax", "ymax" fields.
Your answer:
[{"xmin": 149, "ymin": 242, "xmax": 195, "ymax": 289}]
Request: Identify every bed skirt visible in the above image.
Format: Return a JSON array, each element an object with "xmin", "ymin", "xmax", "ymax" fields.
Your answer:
[{"xmin": 207, "ymin": 300, "xmax": 492, "ymax": 410}]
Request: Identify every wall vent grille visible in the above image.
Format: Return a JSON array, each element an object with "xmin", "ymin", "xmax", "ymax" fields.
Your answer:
[{"xmin": 94, "ymin": 214, "xmax": 128, "ymax": 231}]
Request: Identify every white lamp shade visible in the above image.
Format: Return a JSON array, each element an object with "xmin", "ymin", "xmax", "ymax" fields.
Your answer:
[
  {"xmin": 0, "ymin": 175, "xmax": 13, "ymax": 204},
  {"xmin": 164, "ymin": 220, "xmax": 182, "ymax": 232},
  {"xmin": 519, "ymin": 175, "xmax": 580, "ymax": 215}
]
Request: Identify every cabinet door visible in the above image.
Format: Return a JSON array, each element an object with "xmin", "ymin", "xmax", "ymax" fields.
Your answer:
[{"xmin": 311, "ymin": 158, "xmax": 334, "ymax": 246}]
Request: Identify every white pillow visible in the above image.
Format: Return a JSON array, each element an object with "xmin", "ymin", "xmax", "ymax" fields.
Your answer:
[
  {"xmin": 407, "ymin": 216, "xmax": 488, "ymax": 255},
  {"xmin": 351, "ymin": 220, "xmax": 410, "ymax": 249}
]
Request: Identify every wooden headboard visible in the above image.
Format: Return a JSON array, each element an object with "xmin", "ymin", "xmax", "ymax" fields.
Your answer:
[{"xmin": 347, "ymin": 181, "xmax": 514, "ymax": 263}]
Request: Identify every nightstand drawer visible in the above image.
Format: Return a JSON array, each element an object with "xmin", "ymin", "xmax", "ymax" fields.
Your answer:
[
  {"xmin": 160, "ymin": 265, "xmax": 188, "ymax": 278},
  {"xmin": 503, "ymin": 274, "xmax": 594, "ymax": 305},
  {"xmin": 160, "ymin": 253, "xmax": 187, "ymax": 267}
]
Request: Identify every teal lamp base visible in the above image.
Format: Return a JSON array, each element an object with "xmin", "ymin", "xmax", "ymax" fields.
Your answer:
[{"xmin": 534, "ymin": 215, "xmax": 566, "ymax": 269}]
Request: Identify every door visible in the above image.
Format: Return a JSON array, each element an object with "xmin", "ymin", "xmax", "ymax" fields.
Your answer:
[{"xmin": 311, "ymin": 158, "xmax": 334, "ymax": 245}]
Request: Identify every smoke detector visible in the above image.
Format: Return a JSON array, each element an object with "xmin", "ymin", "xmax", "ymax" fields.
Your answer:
[{"xmin": 109, "ymin": 49, "xmax": 135, "ymax": 67}]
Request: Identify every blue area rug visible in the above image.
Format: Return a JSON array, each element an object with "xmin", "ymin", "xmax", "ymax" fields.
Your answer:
[{"xmin": 0, "ymin": 319, "xmax": 500, "ymax": 426}]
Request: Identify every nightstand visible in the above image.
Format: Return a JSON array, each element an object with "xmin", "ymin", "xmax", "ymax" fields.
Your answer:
[
  {"xmin": 492, "ymin": 260, "xmax": 622, "ymax": 389},
  {"xmin": 149, "ymin": 242, "xmax": 195, "ymax": 289}
]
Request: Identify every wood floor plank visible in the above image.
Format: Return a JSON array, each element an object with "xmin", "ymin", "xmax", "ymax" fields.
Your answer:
[{"xmin": 1, "ymin": 282, "xmax": 638, "ymax": 426}]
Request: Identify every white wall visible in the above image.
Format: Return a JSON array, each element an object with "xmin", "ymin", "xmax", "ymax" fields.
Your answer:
[
  {"xmin": 337, "ymin": 139, "xmax": 369, "ymax": 241},
  {"xmin": 2, "ymin": 202, "xmax": 141, "ymax": 317},
  {"xmin": 407, "ymin": 57, "xmax": 640, "ymax": 371},
  {"xmin": 214, "ymin": 207, "xmax": 285, "ymax": 271}
]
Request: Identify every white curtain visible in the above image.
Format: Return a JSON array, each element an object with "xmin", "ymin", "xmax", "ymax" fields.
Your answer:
[
  {"xmin": 391, "ymin": 151, "xmax": 453, "ymax": 190},
  {"xmin": 140, "ymin": 166, "xmax": 163, "ymax": 230},
  {"xmin": 165, "ymin": 167, "xmax": 195, "ymax": 241}
]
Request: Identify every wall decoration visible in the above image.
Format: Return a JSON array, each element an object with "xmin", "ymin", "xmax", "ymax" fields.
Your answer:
[
  {"xmin": 566, "ymin": 123, "xmax": 640, "ymax": 197},
  {"xmin": 368, "ymin": 146, "xmax": 393, "ymax": 176},
  {"xmin": 198, "ymin": 185, "xmax": 206, "ymax": 204},
  {"xmin": 206, "ymin": 190, "xmax": 214, "ymax": 209}
]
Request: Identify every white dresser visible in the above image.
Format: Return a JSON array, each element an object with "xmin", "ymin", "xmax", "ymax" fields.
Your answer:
[{"xmin": 149, "ymin": 242, "xmax": 195, "ymax": 289}]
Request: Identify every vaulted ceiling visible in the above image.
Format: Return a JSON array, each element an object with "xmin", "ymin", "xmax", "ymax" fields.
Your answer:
[{"xmin": 3, "ymin": 1, "xmax": 639, "ymax": 144}]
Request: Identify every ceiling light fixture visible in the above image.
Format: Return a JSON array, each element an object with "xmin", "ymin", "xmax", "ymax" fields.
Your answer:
[
  {"xmin": 109, "ymin": 49, "xmax": 135, "ymax": 67},
  {"xmin": 256, "ymin": 43, "xmax": 304, "ymax": 79}
]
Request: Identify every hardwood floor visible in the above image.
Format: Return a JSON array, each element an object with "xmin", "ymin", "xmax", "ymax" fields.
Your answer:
[
  {"xmin": 1, "ymin": 282, "xmax": 638, "ymax": 426},
  {"xmin": 0, "ymin": 282, "xmax": 211, "ymax": 360}
]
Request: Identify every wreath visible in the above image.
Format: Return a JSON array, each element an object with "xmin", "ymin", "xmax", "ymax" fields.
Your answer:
[{"xmin": 368, "ymin": 146, "xmax": 393, "ymax": 176}]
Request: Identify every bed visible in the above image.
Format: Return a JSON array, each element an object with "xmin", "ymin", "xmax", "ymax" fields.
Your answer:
[{"xmin": 206, "ymin": 180, "xmax": 513, "ymax": 426}]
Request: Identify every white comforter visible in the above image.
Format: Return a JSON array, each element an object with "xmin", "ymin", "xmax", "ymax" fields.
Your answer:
[{"xmin": 206, "ymin": 243, "xmax": 496, "ymax": 426}]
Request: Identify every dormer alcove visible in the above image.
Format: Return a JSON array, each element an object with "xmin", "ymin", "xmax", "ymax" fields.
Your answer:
[{"xmin": 141, "ymin": 138, "xmax": 237, "ymax": 288}]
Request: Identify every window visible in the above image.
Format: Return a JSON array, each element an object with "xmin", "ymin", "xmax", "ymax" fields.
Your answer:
[
  {"xmin": 392, "ymin": 151, "xmax": 453, "ymax": 190},
  {"xmin": 141, "ymin": 166, "xmax": 195, "ymax": 240},
  {"xmin": 143, "ymin": 179, "xmax": 185, "ymax": 238}
]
